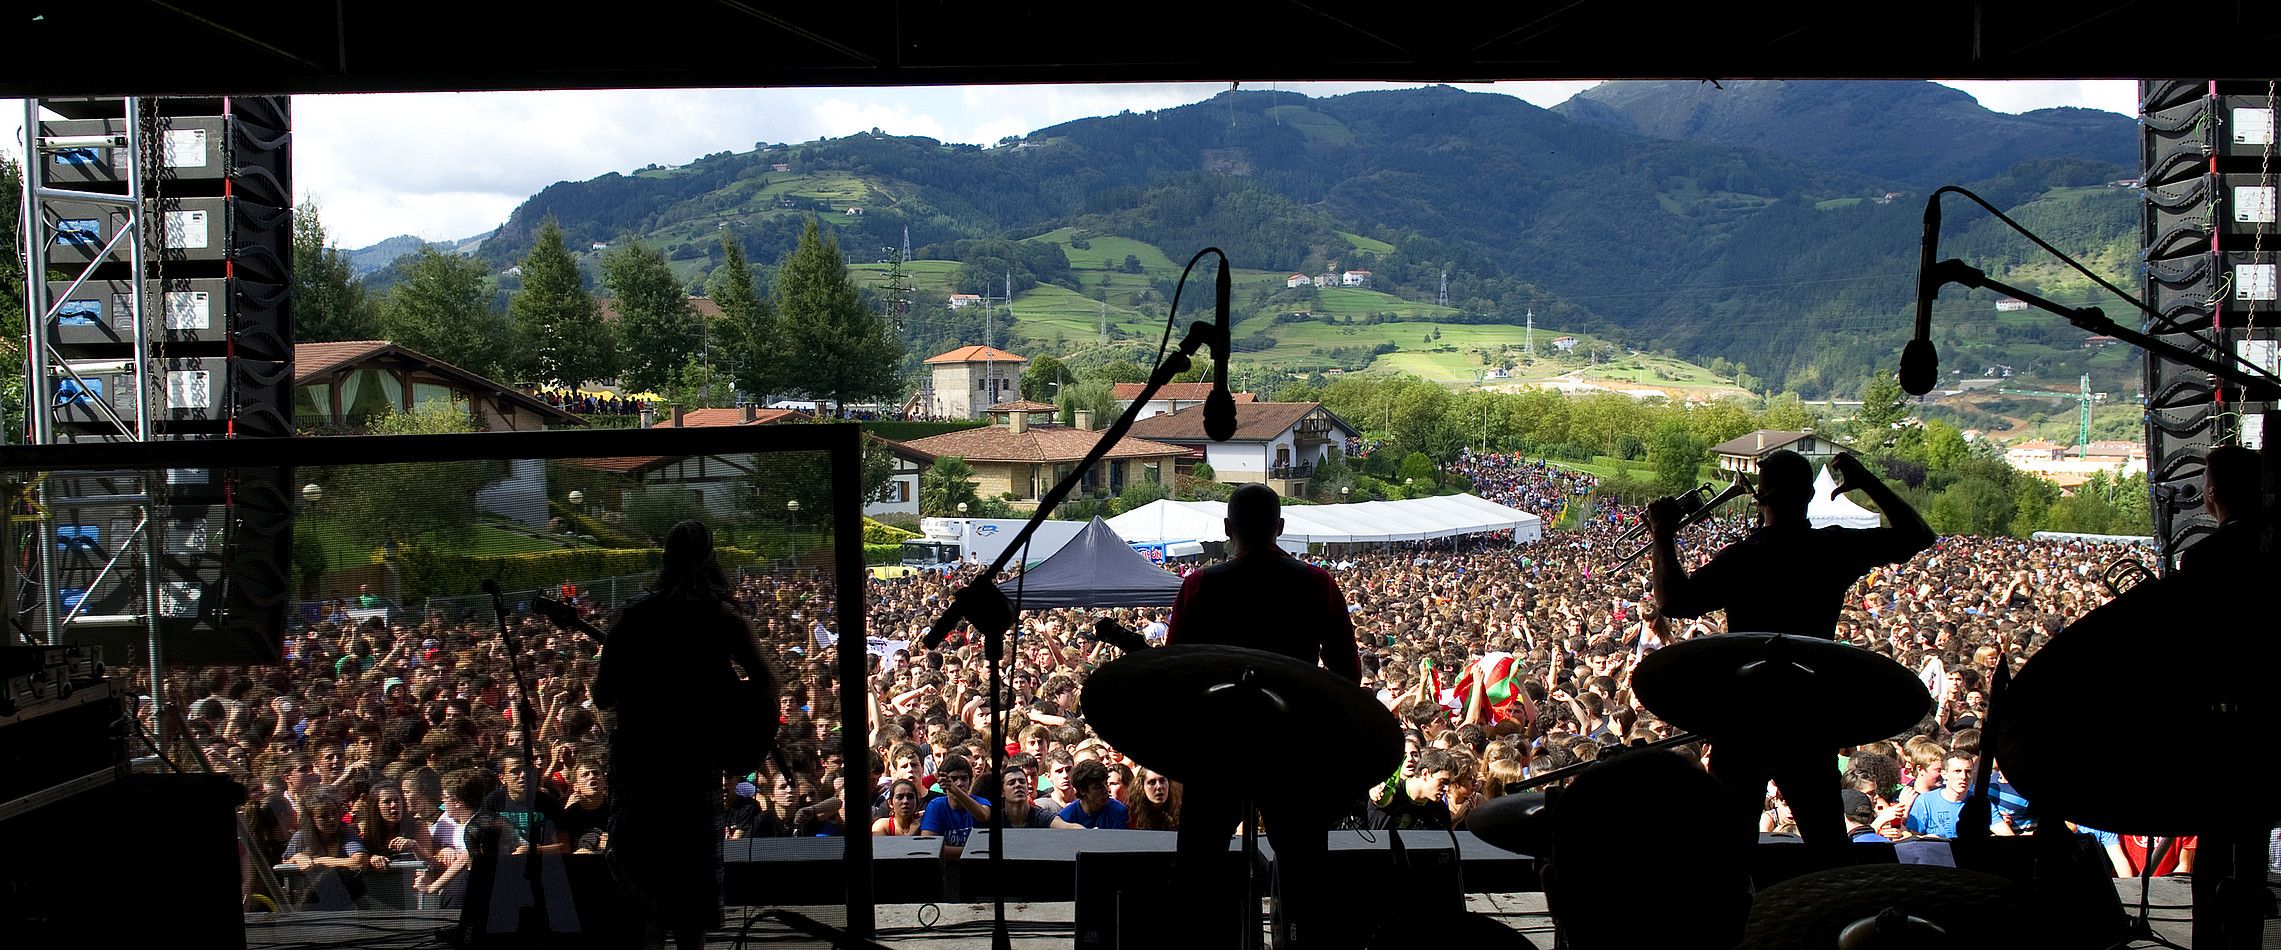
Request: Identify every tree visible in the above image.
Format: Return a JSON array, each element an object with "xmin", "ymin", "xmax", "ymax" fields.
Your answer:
[
  {"xmin": 1647, "ymin": 418, "xmax": 1708, "ymax": 495},
  {"xmin": 0, "ymin": 158, "xmax": 22, "ymax": 436},
  {"xmin": 774, "ymin": 217, "xmax": 904, "ymax": 415},
  {"xmin": 1056, "ymin": 379, "xmax": 1116, "ymax": 427},
  {"xmin": 380, "ymin": 247, "xmax": 510, "ymax": 378},
  {"xmin": 1855, "ymin": 369, "xmax": 1909, "ymax": 447},
  {"xmin": 317, "ymin": 404, "xmax": 493, "ymax": 558},
  {"xmin": 509, "ymin": 217, "xmax": 615, "ymax": 387},
  {"xmin": 1021, "ymin": 354, "xmax": 1069, "ymax": 401},
  {"xmin": 921, "ymin": 455, "xmax": 981, "ymax": 516},
  {"xmin": 664, "ymin": 355, "xmax": 735, "ymax": 409},
  {"xmin": 603, "ymin": 239, "xmax": 702, "ymax": 393},
  {"xmin": 1760, "ymin": 392, "xmax": 1818, "ymax": 433},
  {"xmin": 861, "ymin": 439, "xmax": 900, "ymax": 504},
  {"xmin": 292, "ymin": 199, "xmax": 381, "ymax": 343},
  {"xmin": 708, "ymin": 230, "xmax": 776, "ymax": 399}
]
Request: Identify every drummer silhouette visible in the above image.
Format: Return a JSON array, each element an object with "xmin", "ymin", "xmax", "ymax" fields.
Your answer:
[
  {"xmin": 1166, "ymin": 483, "xmax": 1364, "ymax": 950},
  {"xmin": 1647, "ymin": 449, "xmax": 1933, "ymax": 852}
]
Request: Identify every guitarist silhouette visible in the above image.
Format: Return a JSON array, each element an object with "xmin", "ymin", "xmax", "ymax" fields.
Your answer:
[{"xmin": 594, "ymin": 520, "xmax": 776, "ymax": 950}]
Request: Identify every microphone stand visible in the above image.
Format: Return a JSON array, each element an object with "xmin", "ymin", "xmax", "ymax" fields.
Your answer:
[
  {"xmin": 1924, "ymin": 259, "xmax": 2281, "ymax": 401},
  {"xmin": 923, "ymin": 318, "xmax": 1223, "ymax": 950}
]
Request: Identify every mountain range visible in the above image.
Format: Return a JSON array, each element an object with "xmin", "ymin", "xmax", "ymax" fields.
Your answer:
[{"xmin": 348, "ymin": 81, "xmax": 2146, "ymax": 400}]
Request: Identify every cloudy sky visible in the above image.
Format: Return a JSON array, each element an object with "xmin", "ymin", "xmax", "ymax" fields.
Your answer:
[{"xmin": 13, "ymin": 80, "xmax": 2136, "ymax": 249}]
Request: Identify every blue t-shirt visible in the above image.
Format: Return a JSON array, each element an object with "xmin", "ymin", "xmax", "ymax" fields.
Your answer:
[
  {"xmin": 1056, "ymin": 799, "xmax": 1129, "ymax": 829},
  {"xmin": 920, "ymin": 795, "xmax": 992, "ymax": 847},
  {"xmin": 1905, "ymin": 791, "xmax": 1968, "ymax": 838}
]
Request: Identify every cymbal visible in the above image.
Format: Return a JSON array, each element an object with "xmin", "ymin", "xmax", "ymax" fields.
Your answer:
[
  {"xmin": 1082, "ymin": 644, "xmax": 1403, "ymax": 790},
  {"xmin": 1994, "ymin": 571, "xmax": 2277, "ymax": 836},
  {"xmin": 1742, "ymin": 864, "xmax": 2087, "ymax": 950},
  {"xmin": 1633, "ymin": 633, "xmax": 1929, "ymax": 747},
  {"xmin": 1463, "ymin": 791, "xmax": 1549, "ymax": 857}
]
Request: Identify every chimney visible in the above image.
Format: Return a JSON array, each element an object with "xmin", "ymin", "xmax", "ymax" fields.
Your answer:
[
  {"xmin": 1009, "ymin": 409, "xmax": 1029, "ymax": 435},
  {"xmin": 672, "ymin": 407, "xmax": 685, "ymax": 428},
  {"xmin": 743, "ymin": 404, "xmax": 757, "ymax": 423},
  {"xmin": 1754, "ymin": 431, "xmax": 1763, "ymax": 451},
  {"xmin": 1074, "ymin": 409, "xmax": 1094, "ymax": 432},
  {"xmin": 639, "ymin": 406, "xmax": 656, "ymax": 429}
]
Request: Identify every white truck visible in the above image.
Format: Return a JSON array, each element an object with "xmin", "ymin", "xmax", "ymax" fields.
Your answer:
[{"xmin": 900, "ymin": 517, "xmax": 1090, "ymax": 569}]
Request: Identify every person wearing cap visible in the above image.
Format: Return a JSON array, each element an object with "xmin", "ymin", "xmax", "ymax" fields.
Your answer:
[{"xmin": 1841, "ymin": 789, "xmax": 1888, "ymax": 844}]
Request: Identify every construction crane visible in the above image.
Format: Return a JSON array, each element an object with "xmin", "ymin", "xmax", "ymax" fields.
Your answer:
[{"xmin": 1998, "ymin": 373, "xmax": 2096, "ymax": 455}]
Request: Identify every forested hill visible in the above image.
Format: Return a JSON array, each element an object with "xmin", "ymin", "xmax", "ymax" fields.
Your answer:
[
  {"xmin": 1555, "ymin": 80, "xmax": 2138, "ymax": 188},
  {"xmin": 453, "ymin": 81, "xmax": 2140, "ymax": 398}
]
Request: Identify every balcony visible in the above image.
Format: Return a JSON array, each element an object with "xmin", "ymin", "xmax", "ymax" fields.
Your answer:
[
  {"xmin": 1269, "ymin": 461, "xmax": 1316, "ymax": 481},
  {"xmin": 1294, "ymin": 420, "xmax": 1333, "ymax": 444}
]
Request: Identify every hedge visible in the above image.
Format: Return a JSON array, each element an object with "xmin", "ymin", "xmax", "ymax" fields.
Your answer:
[
  {"xmin": 865, "ymin": 543, "xmax": 904, "ymax": 565},
  {"xmin": 410, "ymin": 544, "xmax": 766, "ymax": 597},
  {"xmin": 863, "ymin": 518, "xmax": 919, "ymax": 544}
]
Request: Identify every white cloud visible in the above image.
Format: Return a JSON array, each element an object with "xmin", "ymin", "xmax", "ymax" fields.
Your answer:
[{"xmin": 1941, "ymin": 80, "xmax": 2137, "ymax": 115}]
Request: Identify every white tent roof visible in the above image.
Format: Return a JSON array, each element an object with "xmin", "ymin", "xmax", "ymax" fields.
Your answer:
[
  {"xmin": 1810, "ymin": 465, "xmax": 1885, "ymax": 529},
  {"xmin": 1106, "ymin": 494, "xmax": 1543, "ymax": 546}
]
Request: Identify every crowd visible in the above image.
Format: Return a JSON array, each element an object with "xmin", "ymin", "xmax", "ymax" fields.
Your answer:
[
  {"xmin": 140, "ymin": 449, "xmax": 2263, "ymax": 915},
  {"xmin": 529, "ymin": 388, "xmax": 651, "ymax": 417}
]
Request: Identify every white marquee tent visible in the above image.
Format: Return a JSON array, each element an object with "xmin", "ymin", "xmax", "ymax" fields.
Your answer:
[
  {"xmin": 1107, "ymin": 493, "xmax": 1543, "ymax": 547},
  {"xmin": 1808, "ymin": 464, "xmax": 1885, "ymax": 529}
]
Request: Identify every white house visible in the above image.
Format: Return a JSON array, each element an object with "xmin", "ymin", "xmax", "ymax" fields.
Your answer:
[
  {"xmin": 1130, "ymin": 401, "xmax": 1361, "ymax": 498},
  {"xmin": 948, "ymin": 294, "xmax": 984, "ymax": 310},
  {"xmin": 1109, "ymin": 382, "xmax": 1256, "ymax": 419},
  {"xmin": 1341, "ymin": 269, "xmax": 1373, "ymax": 287},
  {"xmin": 1710, "ymin": 429, "xmax": 1850, "ymax": 480},
  {"xmin": 1287, "ymin": 274, "xmax": 1311, "ymax": 289}
]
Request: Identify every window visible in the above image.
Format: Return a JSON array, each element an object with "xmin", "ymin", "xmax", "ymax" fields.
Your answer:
[{"xmin": 294, "ymin": 381, "xmax": 333, "ymax": 430}]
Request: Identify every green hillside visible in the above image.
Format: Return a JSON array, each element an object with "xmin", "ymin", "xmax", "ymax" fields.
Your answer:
[{"xmin": 453, "ymin": 82, "xmax": 2141, "ymax": 400}]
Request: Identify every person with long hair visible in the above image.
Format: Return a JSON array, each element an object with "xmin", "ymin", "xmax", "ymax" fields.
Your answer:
[
  {"xmin": 1125, "ymin": 766, "xmax": 1181, "ymax": 831},
  {"xmin": 282, "ymin": 787, "xmax": 379, "ymax": 909},
  {"xmin": 595, "ymin": 520, "xmax": 772, "ymax": 950},
  {"xmin": 870, "ymin": 779, "xmax": 924, "ymax": 836}
]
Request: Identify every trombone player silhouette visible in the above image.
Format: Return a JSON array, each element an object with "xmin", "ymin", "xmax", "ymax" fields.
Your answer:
[{"xmin": 1646, "ymin": 449, "xmax": 1934, "ymax": 851}]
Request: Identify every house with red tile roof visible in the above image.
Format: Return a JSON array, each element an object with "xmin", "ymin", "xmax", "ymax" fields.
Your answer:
[
  {"xmin": 1109, "ymin": 382, "xmax": 1257, "ymax": 420},
  {"xmin": 293, "ymin": 340, "xmax": 582, "ymax": 434},
  {"xmin": 568, "ymin": 406, "xmax": 934, "ymax": 518},
  {"xmin": 903, "ymin": 407, "xmax": 1182, "ymax": 505},
  {"xmin": 922, "ymin": 345, "xmax": 1027, "ymax": 421}
]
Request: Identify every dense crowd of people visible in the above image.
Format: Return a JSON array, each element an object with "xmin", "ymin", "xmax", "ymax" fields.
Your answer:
[
  {"xmin": 140, "ymin": 449, "xmax": 2266, "ymax": 915},
  {"xmin": 529, "ymin": 387, "xmax": 652, "ymax": 417}
]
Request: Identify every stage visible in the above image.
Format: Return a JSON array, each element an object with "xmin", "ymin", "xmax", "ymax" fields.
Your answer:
[{"xmin": 237, "ymin": 878, "xmax": 2222, "ymax": 950}]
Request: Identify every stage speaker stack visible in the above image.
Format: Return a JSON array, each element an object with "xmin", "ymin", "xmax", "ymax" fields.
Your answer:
[
  {"xmin": 30, "ymin": 96, "xmax": 296, "ymax": 664},
  {"xmin": 2138, "ymin": 80, "xmax": 2281, "ymax": 568}
]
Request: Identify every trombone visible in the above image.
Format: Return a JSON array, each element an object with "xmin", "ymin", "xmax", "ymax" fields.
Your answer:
[{"xmin": 1613, "ymin": 476, "xmax": 1757, "ymax": 566}]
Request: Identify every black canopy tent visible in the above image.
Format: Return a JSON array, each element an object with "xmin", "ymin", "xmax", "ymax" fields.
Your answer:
[{"xmin": 1004, "ymin": 517, "xmax": 1185, "ymax": 609}]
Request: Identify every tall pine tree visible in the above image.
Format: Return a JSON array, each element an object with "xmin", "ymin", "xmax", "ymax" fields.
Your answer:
[
  {"xmin": 602, "ymin": 239, "xmax": 700, "ymax": 393},
  {"xmin": 381, "ymin": 247, "xmax": 510, "ymax": 378},
  {"xmin": 706, "ymin": 229, "xmax": 775, "ymax": 399},
  {"xmin": 773, "ymin": 218, "xmax": 903, "ymax": 415},
  {"xmin": 510, "ymin": 218, "xmax": 615, "ymax": 387},
  {"xmin": 291, "ymin": 199, "xmax": 380, "ymax": 343}
]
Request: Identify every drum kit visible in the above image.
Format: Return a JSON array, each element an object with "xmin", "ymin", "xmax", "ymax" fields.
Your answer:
[{"xmin": 1083, "ymin": 589, "xmax": 2276, "ymax": 948}]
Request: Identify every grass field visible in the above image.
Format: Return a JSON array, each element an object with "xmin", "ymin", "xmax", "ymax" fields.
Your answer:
[{"xmin": 854, "ymin": 226, "xmax": 1746, "ymax": 394}]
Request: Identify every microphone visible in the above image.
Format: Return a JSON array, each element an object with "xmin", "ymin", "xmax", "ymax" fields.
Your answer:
[
  {"xmin": 1203, "ymin": 258, "xmax": 1237, "ymax": 441},
  {"xmin": 1900, "ymin": 194, "xmax": 1942, "ymax": 396}
]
